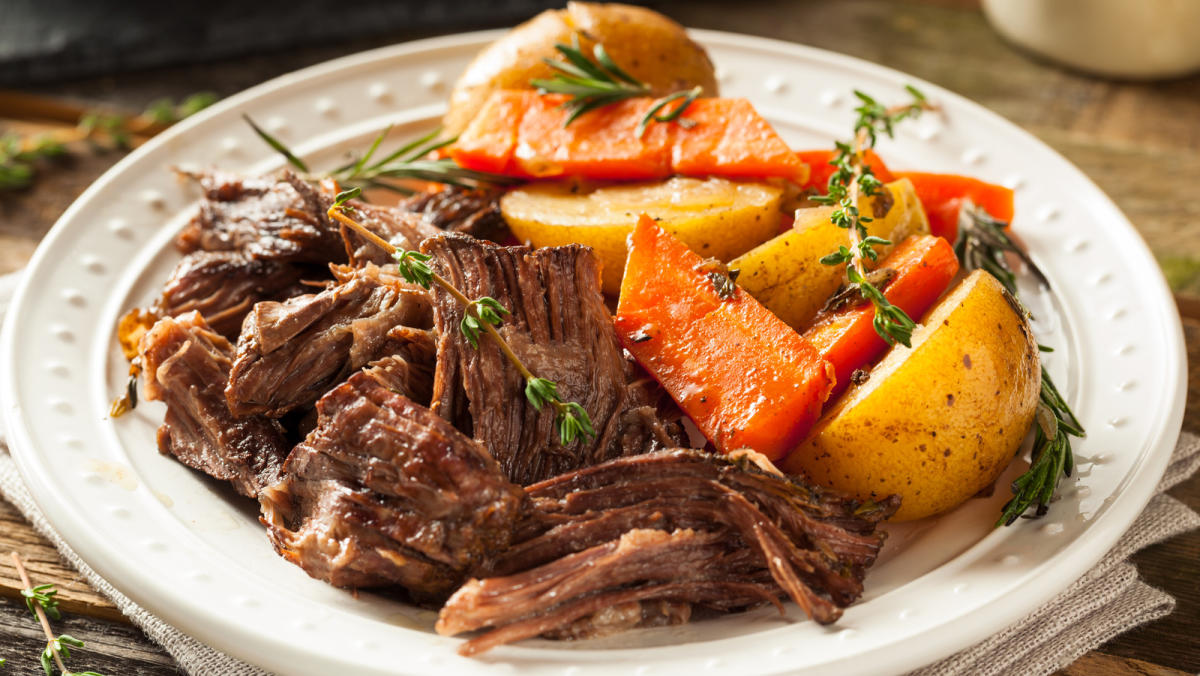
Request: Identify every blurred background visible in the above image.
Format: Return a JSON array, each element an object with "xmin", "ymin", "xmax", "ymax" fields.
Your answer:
[
  {"xmin": 0, "ymin": 1, "xmax": 1197, "ymax": 672},
  {"xmin": 2, "ymin": 0, "xmax": 1199, "ymax": 302}
]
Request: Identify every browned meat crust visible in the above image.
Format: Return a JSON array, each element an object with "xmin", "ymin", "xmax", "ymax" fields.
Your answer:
[
  {"xmin": 156, "ymin": 250, "xmax": 313, "ymax": 340},
  {"xmin": 259, "ymin": 372, "xmax": 525, "ymax": 601},
  {"xmin": 138, "ymin": 311, "xmax": 289, "ymax": 498},
  {"xmin": 176, "ymin": 170, "xmax": 347, "ymax": 263},
  {"xmin": 399, "ymin": 187, "xmax": 509, "ymax": 242}
]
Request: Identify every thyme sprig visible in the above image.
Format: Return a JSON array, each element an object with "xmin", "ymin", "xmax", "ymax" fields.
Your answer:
[
  {"xmin": 816, "ymin": 86, "xmax": 933, "ymax": 347},
  {"xmin": 245, "ymin": 119, "xmax": 518, "ymax": 196},
  {"xmin": 954, "ymin": 205, "xmax": 1087, "ymax": 526},
  {"xmin": 531, "ymin": 37, "xmax": 700, "ymax": 135},
  {"xmin": 9, "ymin": 553, "xmax": 105, "ymax": 676},
  {"xmin": 327, "ymin": 189, "xmax": 596, "ymax": 446}
]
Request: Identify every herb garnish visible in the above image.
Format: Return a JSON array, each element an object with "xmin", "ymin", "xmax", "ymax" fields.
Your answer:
[
  {"xmin": 816, "ymin": 87, "xmax": 933, "ymax": 347},
  {"xmin": 531, "ymin": 36, "xmax": 701, "ymax": 136},
  {"xmin": 327, "ymin": 189, "xmax": 596, "ymax": 446},
  {"xmin": 9, "ymin": 553, "xmax": 105, "ymax": 676},
  {"xmin": 954, "ymin": 204, "xmax": 1087, "ymax": 526},
  {"xmin": 1, "ymin": 93, "xmax": 216, "ymax": 191},
  {"xmin": 245, "ymin": 119, "xmax": 518, "ymax": 196}
]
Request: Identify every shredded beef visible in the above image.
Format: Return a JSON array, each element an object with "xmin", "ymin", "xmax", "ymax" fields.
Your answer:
[
  {"xmin": 362, "ymin": 326, "xmax": 437, "ymax": 405},
  {"xmin": 258, "ymin": 372, "xmax": 524, "ymax": 601},
  {"xmin": 423, "ymin": 235, "xmax": 632, "ymax": 485},
  {"xmin": 155, "ymin": 250, "xmax": 314, "ymax": 340},
  {"xmin": 399, "ymin": 187, "xmax": 509, "ymax": 242},
  {"xmin": 436, "ymin": 449, "xmax": 898, "ymax": 654},
  {"xmin": 176, "ymin": 170, "xmax": 347, "ymax": 263},
  {"xmin": 337, "ymin": 199, "xmax": 442, "ymax": 266},
  {"xmin": 225, "ymin": 263, "xmax": 432, "ymax": 417},
  {"xmin": 138, "ymin": 311, "xmax": 288, "ymax": 498}
]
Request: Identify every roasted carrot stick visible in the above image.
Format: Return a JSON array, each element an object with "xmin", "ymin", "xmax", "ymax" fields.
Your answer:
[
  {"xmin": 449, "ymin": 91, "xmax": 809, "ymax": 182},
  {"xmin": 615, "ymin": 214, "xmax": 834, "ymax": 461},
  {"xmin": 893, "ymin": 171, "xmax": 1014, "ymax": 242},
  {"xmin": 797, "ymin": 149, "xmax": 895, "ymax": 192},
  {"xmin": 803, "ymin": 235, "xmax": 959, "ymax": 402}
]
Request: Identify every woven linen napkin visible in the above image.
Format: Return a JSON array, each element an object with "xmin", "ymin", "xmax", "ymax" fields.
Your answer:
[{"xmin": 0, "ymin": 269, "xmax": 1196, "ymax": 676}]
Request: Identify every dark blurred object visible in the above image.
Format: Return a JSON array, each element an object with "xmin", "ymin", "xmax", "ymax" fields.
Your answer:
[{"xmin": 0, "ymin": 0, "xmax": 570, "ymax": 86}]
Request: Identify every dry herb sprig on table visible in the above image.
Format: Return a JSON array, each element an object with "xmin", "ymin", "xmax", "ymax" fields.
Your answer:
[
  {"xmin": 816, "ymin": 86, "xmax": 933, "ymax": 347},
  {"xmin": 531, "ymin": 36, "xmax": 702, "ymax": 135},
  {"xmin": 327, "ymin": 188, "xmax": 596, "ymax": 446},
  {"xmin": 8, "ymin": 553, "xmax": 105, "ymax": 676},
  {"xmin": 955, "ymin": 204, "xmax": 1086, "ymax": 526},
  {"xmin": 0, "ymin": 93, "xmax": 217, "ymax": 191},
  {"xmin": 245, "ymin": 117, "xmax": 518, "ymax": 196}
]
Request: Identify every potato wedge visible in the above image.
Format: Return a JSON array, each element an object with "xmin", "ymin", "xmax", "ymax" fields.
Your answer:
[
  {"xmin": 443, "ymin": 2, "xmax": 719, "ymax": 136},
  {"xmin": 782, "ymin": 270, "xmax": 1041, "ymax": 521},
  {"xmin": 730, "ymin": 178, "xmax": 929, "ymax": 331},
  {"xmin": 501, "ymin": 177, "xmax": 783, "ymax": 295}
]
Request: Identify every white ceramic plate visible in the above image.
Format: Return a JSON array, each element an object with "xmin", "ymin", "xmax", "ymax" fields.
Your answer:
[{"xmin": 1, "ymin": 30, "xmax": 1186, "ymax": 676}]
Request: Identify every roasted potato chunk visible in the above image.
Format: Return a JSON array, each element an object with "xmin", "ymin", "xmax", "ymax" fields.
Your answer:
[
  {"xmin": 731, "ymin": 178, "xmax": 929, "ymax": 331},
  {"xmin": 501, "ymin": 177, "xmax": 782, "ymax": 295},
  {"xmin": 443, "ymin": 2, "xmax": 719, "ymax": 136},
  {"xmin": 782, "ymin": 270, "xmax": 1042, "ymax": 521}
]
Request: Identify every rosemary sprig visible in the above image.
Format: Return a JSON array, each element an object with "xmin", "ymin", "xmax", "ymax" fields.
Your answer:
[
  {"xmin": 245, "ymin": 118, "xmax": 518, "ymax": 196},
  {"xmin": 10, "ymin": 553, "xmax": 106, "ymax": 676},
  {"xmin": 816, "ymin": 87, "xmax": 932, "ymax": 347},
  {"xmin": 327, "ymin": 189, "xmax": 596, "ymax": 445},
  {"xmin": 1, "ymin": 93, "xmax": 216, "ymax": 191},
  {"xmin": 954, "ymin": 205, "xmax": 1087, "ymax": 526},
  {"xmin": 531, "ymin": 37, "xmax": 700, "ymax": 135}
]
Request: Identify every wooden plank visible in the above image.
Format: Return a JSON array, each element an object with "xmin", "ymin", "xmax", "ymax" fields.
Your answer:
[
  {"xmin": 0, "ymin": 594, "xmax": 175, "ymax": 674},
  {"xmin": 0, "ymin": 499, "xmax": 124, "ymax": 623},
  {"xmin": 1058, "ymin": 652, "xmax": 1192, "ymax": 676}
]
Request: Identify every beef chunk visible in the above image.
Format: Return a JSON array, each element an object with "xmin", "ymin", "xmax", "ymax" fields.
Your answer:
[
  {"xmin": 226, "ymin": 263, "xmax": 432, "ymax": 417},
  {"xmin": 339, "ymin": 199, "xmax": 442, "ymax": 266},
  {"xmin": 423, "ymin": 235, "xmax": 630, "ymax": 485},
  {"xmin": 176, "ymin": 170, "xmax": 347, "ymax": 264},
  {"xmin": 399, "ymin": 187, "xmax": 509, "ymax": 242},
  {"xmin": 156, "ymin": 250, "xmax": 314, "ymax": 340},
  {"xmin": 138, "ymin": 311, "xmax": 288, "ymax": 498},
  {"xmin": 258, "ymin": 372, "xmax": 524, "ymax": 600},
  {"xmin": 437, "ymin": 449, "xmax": 898, "ymax": 654},
  {"xmin": 362, "ymin": 326, "xmax": 437, "ymax": 405}
]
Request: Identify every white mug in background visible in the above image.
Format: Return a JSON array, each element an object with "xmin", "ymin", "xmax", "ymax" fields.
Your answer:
[{"xmin": 981, "ymin": 0, "xmax": 1200, "ymax": 79}]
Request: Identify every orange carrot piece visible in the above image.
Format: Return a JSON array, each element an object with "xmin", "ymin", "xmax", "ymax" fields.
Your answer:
[
  {"xmin": 447, "ymin": 91, "xmax": 527, "ymax": 174},
  {"xmin": 615, "ymin": 214, "xmax": 834, "ymax": 461},
  {"xmin": 796, "ymin": 149, "xmax": 895, "ymax": 192},
  {"xmin": 893, "ymin": 171, "xmax": 1014, "ymax": 242},
  {"xmin": 515, "ymin": 95, "xmax": 673, "ymax": 179},
  {"xmin": 804, "ymin": 235, "xmax": 959, "ymax": 401},
  {"xmin": 671, "ymin": 99, "xmax": 809, "ymax": 181},
  {"xmin": 448, "ymin": 90, "xmax": 808, "ymax": 182}
]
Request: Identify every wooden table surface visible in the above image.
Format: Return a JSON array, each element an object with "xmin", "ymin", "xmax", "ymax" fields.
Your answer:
[{"xmin": 1, "ymin": 1, "xmax": 1197, "ymax": 674}]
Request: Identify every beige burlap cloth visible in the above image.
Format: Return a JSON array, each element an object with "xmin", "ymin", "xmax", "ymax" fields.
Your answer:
[{"xmin": 0, "ymin": 271, "xmax": 1196, "ymax": 675}]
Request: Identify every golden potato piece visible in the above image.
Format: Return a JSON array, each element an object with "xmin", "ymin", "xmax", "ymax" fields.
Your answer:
[
  {"xmin": 443, "ymin": 2, "xmax": 719, "ymax": 136},
  {"xmin": 730, "ymin": 178, "xmax": 929, "ymax": 331},
  {"xmin": 501, "ymin": 177, "xmax": 782, "ymax": 295},
  {"xmin": 782, "ymin": 270, "xmax": 1042, "ymax": 522}
]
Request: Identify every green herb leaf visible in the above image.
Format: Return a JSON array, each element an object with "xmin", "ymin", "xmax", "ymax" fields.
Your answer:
[
  {"xmin": 243, "ymin": 114, "xmax": 309, "ymax": 172},
  {"xmin": 332, "ymin": 187, "xmax": 361, "ymax": 208},
  {"xmin": 392, "ymin": 250, "xmax": 434, "ymax": 289},
  {"xmin": 524, "ymin": 377, "xmax": 560, "ymax": 410}
]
